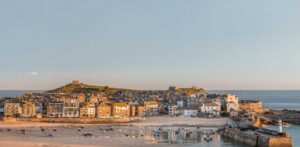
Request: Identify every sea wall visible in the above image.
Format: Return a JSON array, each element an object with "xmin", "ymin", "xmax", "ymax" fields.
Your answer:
[
  {"xmin": 239, "ymin": 100, "xmax": 264, "ymax": 114},
  {"xmin": 223, "ymin": 128, "xmax": 292, "ymax": 147},
  {"xmin": 10, "ymin": 117, "xmax": 142, "ymax": 124}
]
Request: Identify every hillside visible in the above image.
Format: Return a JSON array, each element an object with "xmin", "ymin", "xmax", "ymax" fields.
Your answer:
[
  {"xmin": 45, "ymin": 81, "xmax": 109, "ymax": 94},
  {"xmin": 45, "ymin": 81, "xmax": 207, "ymax": 95}
]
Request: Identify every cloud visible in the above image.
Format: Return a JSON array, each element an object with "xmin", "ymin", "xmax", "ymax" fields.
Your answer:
[
  {"xmin": 30, "ymin": 72, "xmax": 39, "ymax": 76},
  {"xmin": 20, "ymin": 72, "xmax": 39, "ymax": 76},
  {"xmin": 20, "ymin": 72, "xmax": 55, "ymax": 77}
]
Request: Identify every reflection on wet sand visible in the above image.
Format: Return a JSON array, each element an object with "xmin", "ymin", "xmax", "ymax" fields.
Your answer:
[
  {"xmin": 0, "ymin": 125, "xmax": 248, "ymax": 147},
  {"xmin": 139, "ymin": 126, "xmax": 221, "ymax": 145}
]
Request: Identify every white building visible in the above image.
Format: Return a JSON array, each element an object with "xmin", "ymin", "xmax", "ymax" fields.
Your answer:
[
  {"xmin": 183, "ymin": 109, "xmax": 198, "ymax": 117},
  {"xmin": 168, "ymin": 105, "xmax": 179, "ymax": 116},
  {"xmin": 63, "ymin": 99, "xmax": 79, "ymax": 118},
  {"xmin": 224, "ymin": 94, "xmax": 239, "ymax": 112},
  {"xmin": 226, "ymin": 102, "xmax": 239, "ymax": 112},
  {"xmin": 200, "ymin": 103, "xmax": 220, "ymax": 116}
]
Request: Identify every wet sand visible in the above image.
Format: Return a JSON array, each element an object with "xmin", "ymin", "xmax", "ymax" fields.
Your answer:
[{"xmin": 0, "ymin": 117, "xmax": 232, "ymax": 147}]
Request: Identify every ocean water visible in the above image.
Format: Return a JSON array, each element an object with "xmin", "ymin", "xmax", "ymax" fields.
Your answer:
[
  {"xmin": 208, "ymin": 90, "xmax": 300, "ymax": 110},
  {"xmin": 0, "ymin": 90, "xmax": 45, "ymax": 97}
]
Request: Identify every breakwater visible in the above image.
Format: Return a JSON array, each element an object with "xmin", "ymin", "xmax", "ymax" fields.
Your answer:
[{"xmin": 223, "ymin": 128, "xmax": 292, "ymax": 147}]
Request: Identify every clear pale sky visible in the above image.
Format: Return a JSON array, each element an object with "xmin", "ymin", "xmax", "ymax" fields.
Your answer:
[{"xmin": 1, "ymin": 0, "xmax": 300, "ymax": 90}]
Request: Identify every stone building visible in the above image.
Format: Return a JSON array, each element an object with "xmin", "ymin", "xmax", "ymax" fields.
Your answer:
[
  {"xmin": 80, "ymin": 104, "xmax": 96, "ymax": 118},
  {"xmin": 200, "ymin": 103, "xmax": 220, "ymax": 116},
  {"xmin": 47, "ymin": 102, "xmax": 64, "ymax": 117},
  {"xmin": 21, "ymin": 101, "xmax": 36, "ymax": 118},
  {"xmin": 89, "ymin": 94, "xmax": 99, "ymax": 104},
  {"xmin": 4, "ymin": 102, "xmax": 22, "ymax": 117},
  {"xmin": 223, "ymin": 94, "xmax": 239, "ymax": 112},
  {"xmin": 144, "ymin": 101, "xmax": 159, "ymax": 116},
  {"xmin": 239, "ymin": 100, "xmax": 264, "ymax": 114},
  {"xmin": 112, "ymin": 103, "xmax": 130, "ymax": 118},
  {"xmin": 137, "ymin": 106, "xmax": 145, "ymax": 117},
  {"xmin": 99, "ymin": 92, "xmax": 108, "ymax": 103},
  {"xmin": 97, "ymin": 103, "xmax": 111, "ymax": 118},
  {"xmin": 63, "ymin": 99, "xmax": 79, "ymax": 118}
]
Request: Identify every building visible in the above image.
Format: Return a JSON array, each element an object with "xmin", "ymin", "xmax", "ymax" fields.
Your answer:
[
  {"xmin": 168, "ymin": 105, "xmax": 179, "ymax": 116},
  {"xmin": 35, "ymin": 102, "xmax": 44, "ymax": 115},
  {"xmin": 144, "ymin": 101, "xmax": 159, "ymax": 116},
  {"xmin": 130, "ymin": 105, "xmax": 137, "ymax": 117},
  {"xmin": 0, "ymin": 100, "xmax": 4, "ymax": 116},
  {"xmin": 4, "ymin": 102, "xmax": 22, "ymax": 117},
  {"xmin": 223, "ymin": 94, "xmax": 239, "ymax": 112},
  {"xmin": 176, "ymin": 100, "xmax": 184, "ymax": 108},
  {"xmin": 80, "ymin": 104, "xmax": 96, "ymax": 118},
  {"xmin": 200, "ymin": 103, "xmax": 220, "ymax": 116},
  {"xmin": 76, "ymin": 93, "xmax": 86, "ymax": 103},
  {"xmin": 97, "ymin": 103, "xmax": 111, "ymax": 118},
  {"xmin": 47, "ymin": 102, "xmax": 64, "ymax": 117},
  {"xmin": 183, "ymin": 109, "xmax": 198, "ymax": 117},
  {"xmin": 99, "ymin": 92, "xmax": 108, "ymax": 103},
  {"xmin": 22, "ymin": 101, "xmax": 36, "ymax": 118},
  {"xmin": 226, "ymin": 102, "xmax": 239, "ymax": 113},
  {"xmin": 112, "ymin": 103, "xmax": 130, "ymax": 118},
  {"xmin": 137, "ymin": 106, "xmax": 145, "ymax": 117},
  {"xmin": 89, "ymin": 94, "xmax": 99, "ymax": 104},
  {"xmin": 239, "ymin": 100, "xmax": 264, "ymax": 114},
  {"xmin": 63, "ymin": 99, "xmax": 79, "ymax": 118}
]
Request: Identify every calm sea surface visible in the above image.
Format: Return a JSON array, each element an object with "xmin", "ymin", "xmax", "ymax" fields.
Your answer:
[{"xmin": 0, "ymin": 90, "xmax": 45, "ymax": 97}]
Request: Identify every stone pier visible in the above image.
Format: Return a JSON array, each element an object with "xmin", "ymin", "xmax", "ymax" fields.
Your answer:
[{"xmin": 223, "ymin": 128, "xmax": 292, "ymax": 147}]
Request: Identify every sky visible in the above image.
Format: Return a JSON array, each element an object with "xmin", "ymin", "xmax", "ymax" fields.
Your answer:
[{"xmin": 1, "ymin": 0, "xmax": 300, "ymax": 90}]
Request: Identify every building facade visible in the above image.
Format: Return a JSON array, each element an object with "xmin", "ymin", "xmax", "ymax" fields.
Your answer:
[
  {"xmin": 4, "ymin": 102, "xmax": 22, "ymax": 117},
  {"xmin": 112, "ymin": 103, "xmax": 130, "ymax": 118},
  {"xmin": 97, "ymin": 103, "xmax": 111, "ymax": 118},
  {"xmin": 22, "ymin": 101, "xmax": 36, "ymax": 118},
  {"xmin": 47, "ymin": 102, "xmax": 64, "ymax": 117},
  {"xmin": 200, "ymin": 103, "xmax": 220, "ymax": 116},
  {"xmin": 80, "ymin": 104, "xmax": 96, "ymax": 118},
  {"xmin": 144, "ymin": 101, "xmax": 159, "ymax": 116},
  {"xmin": 63, "ymin": 99, "xmax": 79, "ymax": 118}
]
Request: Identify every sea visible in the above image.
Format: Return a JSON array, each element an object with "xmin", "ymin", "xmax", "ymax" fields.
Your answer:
[{"xmin": 0, "ymin": 90, "xmax": 299, "ymax": 146}]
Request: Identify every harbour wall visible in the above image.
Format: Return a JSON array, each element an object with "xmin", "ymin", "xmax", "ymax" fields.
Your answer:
[{"xmin": 223, "ymin": 128, "xmax": 292, "ymax": 147}]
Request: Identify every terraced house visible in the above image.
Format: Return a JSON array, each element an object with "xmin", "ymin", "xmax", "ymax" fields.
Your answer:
[
  {"xmin": 21, "ymin": 101, "xmax": 36, "ymax": 118},
  {"xmin": 47, "ymin": 102, "xmax": 64, "ymax": 117},
  {"xmin": 144, "ymin": 101, "xmax": 159, "ymax": 116},
  {"xmin": 113, "ymin": 103, "xmax": 130, "ymax": 118},
  {"xmin": 80, "ymin": 103, "xmax": 95, "ymax": 118},
  {"xmin": 4, "ymin": 102, "xmax": 22, "ymax": 117},
  {"xmin": 97, "ymin": 103, "xmax": 111, "ymax": 118},
  {"xmin": 63, "ymin": 99, "xmax": 79, "ymax": 118}
]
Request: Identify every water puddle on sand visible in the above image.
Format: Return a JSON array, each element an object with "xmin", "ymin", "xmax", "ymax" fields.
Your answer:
[
  {"xmin": 0, "ymin": 125, "xmax": 249, "ymax": 147},
  {"xmin": 124, "ymin": 126, "xmax": 249, "ymax": 147}
]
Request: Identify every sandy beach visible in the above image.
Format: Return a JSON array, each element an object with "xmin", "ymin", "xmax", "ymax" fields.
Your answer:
[{"xmin": 0, "ymin": 117, "xmax": 231, "ymax": 147}]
